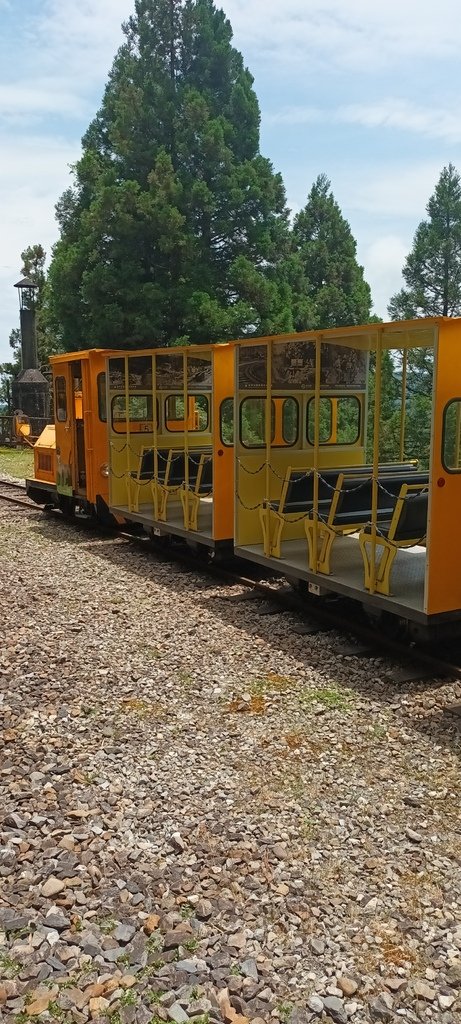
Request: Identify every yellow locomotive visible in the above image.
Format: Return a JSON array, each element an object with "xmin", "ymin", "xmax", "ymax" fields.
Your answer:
[{"xmin": 27, "ymin": 317, "xmax": 461, "ymax": 637}]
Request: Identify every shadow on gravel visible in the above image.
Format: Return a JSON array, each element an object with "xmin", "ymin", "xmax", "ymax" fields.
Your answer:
[{"xmin": 31, "ymin": 515, "xmax": 461, "ymax": 757}]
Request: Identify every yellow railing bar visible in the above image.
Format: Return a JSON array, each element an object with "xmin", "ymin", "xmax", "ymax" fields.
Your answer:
[
  {"xmin": 370, "ymin": 330, "xmax": 383, "ymax": 594},
  {"xmin": 312, "ymin": 335, "xmax": 322, "ymax": 571},
  {"xmin": 124, "ymin": 355, "xmax": 131, "ymax": 511},
  {"xmin": 183, "ymin": 349, "xmax": 189, "ymax": 529},
  {"xmin": 264, "ymin": 340, "xmax": 273, "ymax": 556},
  {"xmin": 152, "ymin": 352, "xmax": 159, "ymax": 519},
  {"xmin": 399, "ymin": 347, "xmax": 407, "ymax": 462}
]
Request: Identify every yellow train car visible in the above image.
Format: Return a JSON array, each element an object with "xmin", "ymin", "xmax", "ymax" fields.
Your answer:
[
  {"xmin": 106, "ymin": 344, "xmax": 234, "ymax": 551},
  {"xmin": 233, "ymin": 318, "xmax": 461, "ymax": 637},
  {"xmin": 26, "ymin": 349, "xmax": 116, "ymax": 522}
]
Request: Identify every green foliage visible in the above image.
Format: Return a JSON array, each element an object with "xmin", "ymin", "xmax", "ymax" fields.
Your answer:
[
  {"xmin": 389, "ymin": 163, "xmax": 461, "ymax": 319},
  {"xmin": 291, "ymin": 173, "xmax": 372, "ymax": 330},
  {"xmin": 48, "ymin": 0, "xmax": 293, "ymax": 349}
]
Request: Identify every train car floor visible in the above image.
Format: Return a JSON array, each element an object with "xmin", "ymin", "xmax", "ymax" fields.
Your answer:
[
  {"xmin": 235, "ymin": 533, "xmax": 427, "ymax": 622},
  {"xmin": 112, "ymin": 500, "xmax": 215, "ymax": 546}
]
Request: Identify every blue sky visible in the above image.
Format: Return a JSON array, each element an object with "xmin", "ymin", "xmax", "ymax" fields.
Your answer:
[{"xmin": 1, "ymin": 0, "xmax": 461, "ymax": 361}]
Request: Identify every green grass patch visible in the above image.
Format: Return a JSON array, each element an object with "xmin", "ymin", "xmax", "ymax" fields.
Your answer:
[
  {"xmin": 0, "ymin": 445, "xmax": 34, "ymax": 480},
  {"xmin": 301, "ymin": 685, "xmax": 352, "ymax": 711}
]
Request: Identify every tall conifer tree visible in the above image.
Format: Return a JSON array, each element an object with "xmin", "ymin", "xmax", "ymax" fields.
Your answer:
[
  {"xmin": 47, "ymin": 0, "xmax": 292, "ymax": 348},
  {"xmin": 388, "ymin": 163, "xmax": 461, "ymax": 319},
  {"xmin": 291, "ymin": 174, "xmax": 372, "ymax": 330}
]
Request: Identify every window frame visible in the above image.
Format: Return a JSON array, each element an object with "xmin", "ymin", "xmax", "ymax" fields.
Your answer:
[
  {"xmin": 239, "ymin": 396, "xmax": 275, "ymax": 449},
  {"xmin": 336, "ymin": 394, "xmax": 361, "ymax": 446},
  {"xmin": 110, "ymin": 393, "xmax": 156, "ymax": 433},
  {"xmin": 164, "ymin": 393, "xmax": 210, "ymax": 433},
  {"xmin": 55, "ymin": 375, "xmax": 67, "ymax": 423},
  {"xmin": 306, "ymin": 394, "xmax": 361, "ymax": 446},
  {"xmin": 442, "ymin": 397, "xmax": 461, "ymax": 474}
]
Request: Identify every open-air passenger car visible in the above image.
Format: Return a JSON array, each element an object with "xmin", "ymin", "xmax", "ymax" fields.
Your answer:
[
  {"xmin": 107, "ymin": 344, "xmax": 234, "ymax": 551},
  {"xmin": 234, "ymin": 319, "xmax": 461, "ymax": 638}
]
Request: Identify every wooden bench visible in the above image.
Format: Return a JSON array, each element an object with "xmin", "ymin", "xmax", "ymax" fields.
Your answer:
[
  {"xmin": 359, "ymin": 482, "xmax": 428, "ymax": 595},
  {"xmin": 307, "ymin": 470, "xmax": 429, "ymax": 575},
  {"xmin": 180, "ymin": 454, "xmax": 213, "ymax": 530},
  {"xmin": 260, "ymin": 462, "xmax": 419, "ymax": 559}
]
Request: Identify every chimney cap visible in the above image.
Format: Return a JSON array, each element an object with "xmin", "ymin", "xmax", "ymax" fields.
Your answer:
[{"xmin": 14, "ymin": 277, "xmax": 38, "ymax": 290}]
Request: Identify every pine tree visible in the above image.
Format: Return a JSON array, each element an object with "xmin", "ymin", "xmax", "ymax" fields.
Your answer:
[
  {"xmin": 388, "ymin": 163, "xmax": 461, "ymax": 319},
  {"xmin": 291, "ymin": 174, "xmax": 372, "ymax": 331},
  {"xmin": 47, "ymin": 0, "xmax": 293, "ymax": 349}
]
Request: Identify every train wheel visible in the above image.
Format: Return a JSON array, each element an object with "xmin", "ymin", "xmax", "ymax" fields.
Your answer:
[{"xmin": 362, "ymin": 605, "xmax": 409, "ymax": 642}]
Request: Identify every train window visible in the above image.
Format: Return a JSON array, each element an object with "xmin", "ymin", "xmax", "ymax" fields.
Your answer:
[
  {"xmin": 337, "ymin": 396, "xmax": 361, "ymax": 444},
  {"xmin": 442, "ymin": 399, "xmax": 461, "ymax": 472},
  {"xmin": 282, "ymin": 398, "xmax": 299, "ymax": 445},
  {"xmin": 165, "ymin": 395, "xmax": 209, "ymax": 432},
  {"xmin": 97, "ymin": 373, "xmax": 107, "ymax": 422},
  {"xmin": 55, "ymin": 376, "xmax": 67, "ymax": 423},
  {"xmin": 111, "ymin": 394, "xmax": 154, "ymax": 432},
  {"xmin": 220, "ymin": 398, "xmax": 234, "ymax": 446},
  {"xmin": 307, "ymin": 397, "xmax": 332, "ymax": 444},
  {"xmin": 240, "ymin": 397, "xmax": 275, "ymax": 448}
]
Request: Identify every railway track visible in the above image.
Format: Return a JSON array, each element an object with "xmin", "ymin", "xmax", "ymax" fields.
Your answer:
[
  {"xmin": 0, "ymin": 479, "xmax": 39, "ymax": 509},
  {"xmin": 2, "ymin": 479, "xmax": 461, "ymax": 700}
]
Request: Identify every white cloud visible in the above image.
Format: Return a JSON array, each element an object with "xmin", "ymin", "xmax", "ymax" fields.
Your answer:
[
  {"xmin": 340, "ymin": 100, "xmax": 461, "ymax": 144},
  {"xmin": 0, "ymin": 82, "xmax": 87, "ymax": 122},
  {"xmin": 363, "ymin": 236, "xmax": 409, "ymax": 318},
  {"xmin": 0, "ymin": 135, "xmax": 80, "ymax": 359},
  {"xmin": 225, "ymin": 0, "xmax": 461, "ymax": 69},
  {"xmin": 268, "ymin": 99, "xmax": 461, "ymax": 145}
]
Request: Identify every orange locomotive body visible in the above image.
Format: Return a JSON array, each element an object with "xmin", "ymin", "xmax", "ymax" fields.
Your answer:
[{"xmin": 26, "ymin": 350, "xmax": 115, "ymax": 522}]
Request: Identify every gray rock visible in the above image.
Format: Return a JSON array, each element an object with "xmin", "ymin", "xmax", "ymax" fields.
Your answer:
[
  {"xmin": 42, "ymin": 914, "xmax": 70, "ymax": 931},
  {"xmin": 113, "ymin": 923, "xmax": 136, "ymax": 944},
  {"xmin": 241, "ymin": 958, "xmax": 258, "ymax": 982},
  {"xmin": 369, "ymin": 994, "xmax": 394, "ymax": 1022},
  {"xmin": 195, "ymin": 899, "xmax": 212, "ymax": 920},
  {"xmin": 2, "ymin": 914, "xmax": 31, "ymax": 932},
  {"xmin": 446, "ymin": 965, "xmax": 461, "ymax": 988},
  {"xmin": 310, "ymin": 937, "xmax": 325, "ymax": 956},
  {"xmin": 323, "ymin": 996, "xmax": 347, "ymax": 1024},
  {"xmin": 307, "ymin": 996, "xmax": 324, "ymax": 1015},
  {"xmin": 167, "ymin": 1002, "xmax": 190, "ymax": 1023},
  {"xmin": 405, "ymin": 827, "xmax": 423, "ymax": 843},
  {"xmin": 175, "ymin": 959, "xmax": 208, "ymax": 974}
]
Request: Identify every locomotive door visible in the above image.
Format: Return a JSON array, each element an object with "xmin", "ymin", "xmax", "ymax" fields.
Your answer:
[
  {"xmin": 54, "ymin": 363, "xmax": 74, "ymax": 497},
  {"xmin": 70, "ymin": 360, "xmax": 86, "ymax": 494}
]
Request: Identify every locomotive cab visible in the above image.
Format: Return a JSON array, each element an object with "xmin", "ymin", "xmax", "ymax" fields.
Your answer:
[{"xmin": 26, "ymin": 349, "xmax": 116, "ymax": 522}]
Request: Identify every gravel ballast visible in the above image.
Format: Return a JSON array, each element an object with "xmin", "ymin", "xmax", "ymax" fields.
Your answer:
[{"xmin": 0, "ymin": 495, "xmax": 460, "ymax": 1023}]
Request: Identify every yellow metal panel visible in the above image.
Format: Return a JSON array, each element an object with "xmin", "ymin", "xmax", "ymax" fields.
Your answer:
[{"xmin": 426, "ymin": 319, "xmax": 461, "ymax": 614}]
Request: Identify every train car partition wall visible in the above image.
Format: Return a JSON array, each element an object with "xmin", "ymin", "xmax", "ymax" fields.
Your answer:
[
  {"xmin": 234, "ymin": 318, "xmax": 461, "ymax": 630},
  {"xmin": 107, "ymin": 343, "xmax": 234, "ymax": 549}
]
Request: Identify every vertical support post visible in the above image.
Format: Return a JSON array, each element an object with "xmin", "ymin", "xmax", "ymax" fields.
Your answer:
[
  {"xmin": 152, "ymin": 353, "xmax": 159, "ymax": 519},
  {"xmin": 399, "ymin": 347, "xmax": 407, "ymax": 462},
  {"xmin": 124, "ymin": 355, "xmax": 131, "ymax": 511},
  {"xmin": 264, "ymin": 340, "xmax": 272, "ymax": 556},
  {"xmin": 370, "ymin": 330, "xmax": 383, "ymax": 594},
  {"xmin": 183, "ymin": 349, "xmax": 189, "ymax": 529},
  {"xmin": 312, "ymin": 335, "xmax": 322, "ymax": 570}
]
